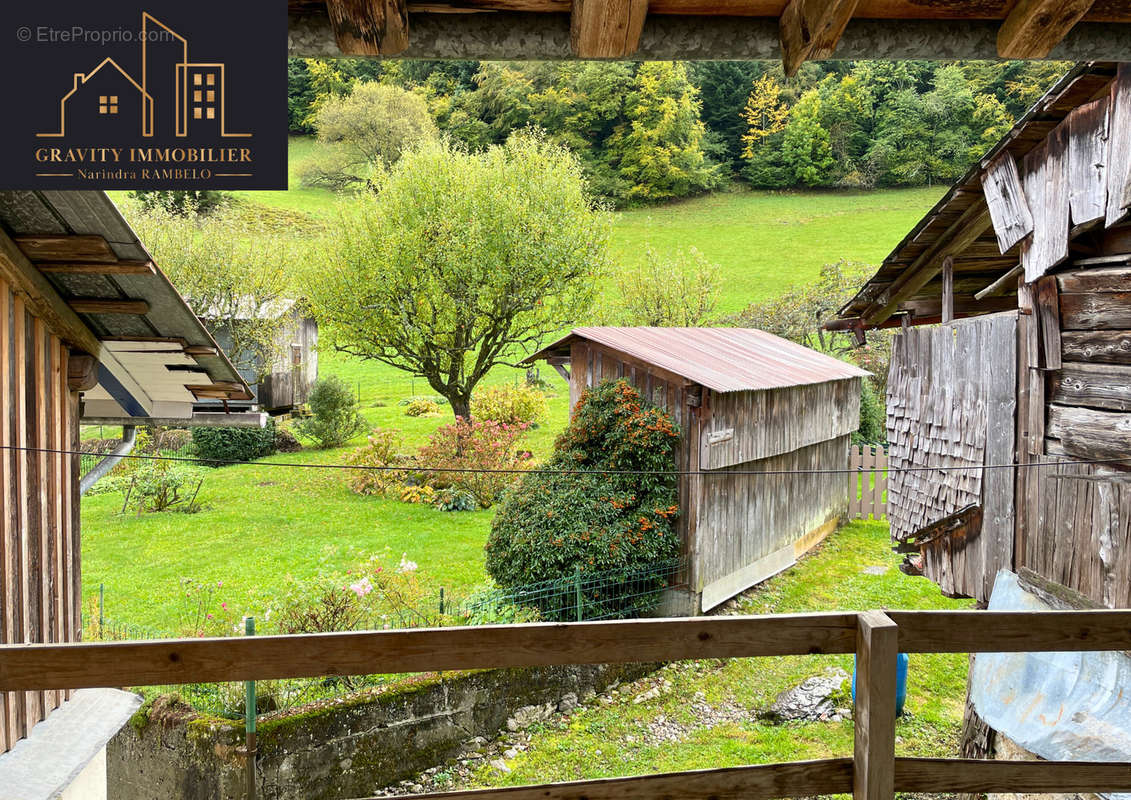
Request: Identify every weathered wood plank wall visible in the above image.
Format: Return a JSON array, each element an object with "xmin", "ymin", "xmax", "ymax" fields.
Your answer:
[
  {"xmin": 569, "ymin": 340, "xmax": 857, "ymax": 610},
  {"xmin": 0, "ymin": 277, "xmax": 80, "ymax": 753},
  {"xmin": 885, "ymin": 314, "xmax": 1017, "ymax": 600},
  {"xmin": 697, "ymin": 435, "xmax": 850, "ymax": 609}
]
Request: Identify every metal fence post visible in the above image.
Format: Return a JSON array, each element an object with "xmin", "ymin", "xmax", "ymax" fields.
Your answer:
[
  {"xmin": 574, "ymin": 566, "xmax": 583, "ymax": 622},
  {"xmin": 439, "ymin": 587, "xmax": 445, "ymax": 617},
  {"xmin": 245, "ymin": 616, "xmax": 257, "ymax": 800},
  {"xmin": 98, "ymin": 583, "xmax": 104, "ymax": 638}
]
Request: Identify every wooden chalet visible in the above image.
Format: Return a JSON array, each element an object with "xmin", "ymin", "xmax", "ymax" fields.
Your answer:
[
  {"xmin": 833, "ymin": 62, "xmax": 1131, "ymax": 607},
  {"xmin": 0, "ymin": 190, "xmax": 253, "ymax": 769},
  {"xmin": 528, "ymin": 326, "xmax": 867, "ymax": 612}
]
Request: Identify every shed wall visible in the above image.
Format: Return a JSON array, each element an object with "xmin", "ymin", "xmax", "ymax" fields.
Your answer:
[
  {"xmin": 885, "ymin": 313, "xmax": 1017, "ymax": 601},
  {"xmin": 1015, "ymin": 260, "xmax": 1131, "ymax": 608},
  {"xmin": 566, "ymin": 339, "xmax": 857, "ymax": 609},
  {"xmin": 1, "ymin": 277, "xmax": 81, "ymax": 753},
  {"xmin": 695, "ymin": 434, "xmax": 850, "ymax": 609}
]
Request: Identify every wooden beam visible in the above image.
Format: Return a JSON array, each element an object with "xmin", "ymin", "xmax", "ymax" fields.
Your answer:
[
  {"xmin": 0, "ymin": 233, "xmax": 100, "ymax": 357},
  {"xmin": 997, "ymin": 0, "xmax": 1097, "ymax": 58},
  {"xmin": 973, "ymin": 264, "xmax": 1023, "ymax": 300},
  {"xmin": 779, "ymin": 0, "xmax": 861, "ymax": 77},
  {"xmin": 67, "ymin": 299, "xmax": 150, "ymax": 316},
  {"xmin": 66, "ymin": 353, "xmax": 98, "ymax": 392},
  {"xmin": 36, "ymin": 261, "xmax": 156, "ymax": 276},
  {"xmin": 888, "ymin": 609, "xmax": 1131, "ymax": 653},
  {"xmin": 324, "ymin": 0, "xmax": 409, "ymax": 55},
  {"xmin": 893, "ymin": 758, "xmax": 1131, "ymax": 794},
  {"xmin": 0, "ymin": 614, "xmax": 860, "ymax": 691},
  {"xmin": 182, "ymin": 345, "xmax": 219, "ymax": 357},
  {"xmin": 12, "ymin": 236, "xmax": 116, "ymax": 264},
  {"xmin": 570, "ymin": 0, "xmax": 649, "ymax": 58},
  {"xmin": 854, "ymin": 611, "xmax": 897, "ymax": 800},
  {"xmin": 1035, "ymin": 275, "xmax": 1062, "ymax": 369},
  {"xmin": 863, "ymin": 200, "xmax": 993, "ymax": 327},
  {"xmin": 941, "ymin": 256, "xmax": 955, "ymax": 323},
  {"xmin": 364, "ymin": 759, "xmax": 854, "ymax": 800}
]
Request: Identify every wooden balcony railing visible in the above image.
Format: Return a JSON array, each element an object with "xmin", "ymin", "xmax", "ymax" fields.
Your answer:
[{"xmin": 2, "ymin": 610, "xmax": 1130, "ymax": 800}]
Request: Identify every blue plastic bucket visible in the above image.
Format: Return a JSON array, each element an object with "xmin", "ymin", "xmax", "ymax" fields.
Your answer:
[{"xmin": 852, "ymin": 653, "xmax": 909, "ymax": 716}]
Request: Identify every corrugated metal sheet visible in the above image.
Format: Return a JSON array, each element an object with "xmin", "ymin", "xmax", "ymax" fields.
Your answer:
[
  {"xmin": 971, "ymin": 569, "xmax": 1131, "ymax": 800},
  {"xmin": 529, "ymin": 327, "xmax": 868, "ymax": 393}
]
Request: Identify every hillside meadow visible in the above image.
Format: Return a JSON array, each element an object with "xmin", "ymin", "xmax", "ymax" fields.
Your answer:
[{"xmin": 84, "ymin": 144, "xmax": 941, "ymax": 629}]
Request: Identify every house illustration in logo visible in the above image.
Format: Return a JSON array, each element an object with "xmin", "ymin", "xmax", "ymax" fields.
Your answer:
[{"xmin": 38, "ymin": 13, "xmax": 249, "ymax": 139}]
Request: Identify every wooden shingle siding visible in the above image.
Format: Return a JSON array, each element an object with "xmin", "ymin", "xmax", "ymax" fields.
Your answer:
[
  {"xmin": 0, "ymin": 278, "xmax": 80, "ymax": 753},
  {"xmin": 886, "ymin": 314, "xmax": 1017, "ymax": 600}
]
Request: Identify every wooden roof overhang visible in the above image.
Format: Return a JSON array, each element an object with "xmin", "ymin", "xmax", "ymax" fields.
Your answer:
[
  {"xmin": 288, "ymin": 0, "xmax": 1131, "ymax": 67},
  {"xmin": 832, "ymin": 62, "xmax": 1126, "ymax": 334},
  {"xmin": 0, "ymin": 191, "xmax": 255, "ymax": 422}
]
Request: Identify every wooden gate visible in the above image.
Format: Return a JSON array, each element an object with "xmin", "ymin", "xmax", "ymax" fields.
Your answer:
[
  {"xmin": 885, "ymin": 314, "xmax": 1017, "ymax": 600},
  {"xmin": 849, "ymin": 445, "xmax": 888, "ymax": 520}
]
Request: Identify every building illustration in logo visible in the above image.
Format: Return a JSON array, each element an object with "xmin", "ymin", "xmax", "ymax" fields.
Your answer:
[{"xmin": 38, "ymin": 13, "xmax": 250, "ymax": 139}]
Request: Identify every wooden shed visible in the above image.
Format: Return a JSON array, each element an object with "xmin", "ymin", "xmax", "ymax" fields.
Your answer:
[
  {"xmin": 0, "ymin": 189, "xmax": 251, "ymax": 764},
  {"xmin": 201, "ymin": 298, "xmax": 319, "ymax": 414},
  {"xmin": 529, "ymin": 327, "xmax": 867, "ymax": 612},
  {"xmin": 833, "ymin": 61, "xmax": 1131, "ymax": 608}
]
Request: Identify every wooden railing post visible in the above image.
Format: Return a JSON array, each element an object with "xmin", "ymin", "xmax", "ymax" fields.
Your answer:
[{"xmin": 854, "ymin": 611, "xmax": 898, "ymax": 800}]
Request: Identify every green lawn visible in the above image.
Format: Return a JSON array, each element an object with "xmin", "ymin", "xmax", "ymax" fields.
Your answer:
[
  {"xmin": 82, "ymin": 142, "xmax": 942, "ymax": 629},
  {"xmin": 409, "ymin": 520, "xmax": 974, "ymax": 791}
]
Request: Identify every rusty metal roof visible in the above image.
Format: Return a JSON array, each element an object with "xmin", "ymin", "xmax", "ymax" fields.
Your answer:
[{"xmin": 528, "ymin": 327, "xmax": 868, "ymax": 393}]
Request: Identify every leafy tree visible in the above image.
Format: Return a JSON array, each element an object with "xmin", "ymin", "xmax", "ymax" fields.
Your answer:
[
  {"xmin": 125, "ymin": 204, "xmax": 304, "ymax": 380},
  {"xmin": 307, "ymin": 133, "xmax": 611, "ymax": 419},
  {"xmin": 299, "ymin": 82, "xmax": 438, "ymax": 190},
  {"xmin": 781, "ymin": 90, "xmax": 835, "ymax": 186},
  {"xmin": 690, "ymin": 61, "xmax": 766, "ymax": 166},
  {"xmin": 128, "ymin": 190, "xmax": 228, "ymax": 217},
  {"xmin": 606, "ymin": 62, "xmax": 723, "ymax": 203},
  {"xmin": 742, "ymin": 74, "xmax": 789, "ymax": 158},
  {"xmin": 604, "ymin": 246, "xmax": 721, "ymax": 327}
]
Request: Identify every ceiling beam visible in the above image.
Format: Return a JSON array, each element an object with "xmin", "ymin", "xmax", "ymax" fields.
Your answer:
[
  {"xmin": 37, "ymin": 260, "xmax": 156, "ymax": 276},
  {"xmin": 69, "ymin": 299, "xmax": 151, "ymax": 315},
  {"xmin": 324, "ymin": 0, "xmax": 410, "ymax": 55},
  {"xmin": 0, "ymin": 232, "xmax": 101, "ymax": 357},
  {"xmin": 570, "ymin": 0, "xmax": 649, "ymax": 58},
  {"xmin": 997, "ymin": 0, "xmax": 1097, "ymax": 59},
  {"xmin": 779, "ymin": 0, "xmax": 860, "ymax": 76},
  {"xmin": 13, "ymin": 235, "xmax": 117, "ymax": 263},
  {"xmin": 861, "ymin": 199, "xmax": 994, "ymax": 327}
]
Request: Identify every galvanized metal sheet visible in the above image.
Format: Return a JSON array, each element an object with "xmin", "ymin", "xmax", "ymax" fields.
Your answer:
[
  {"xmin": 530, "ymin": 327, "xmax": 869, "ymax": 393},
  {"xmin": 971, "ymin": 569, "xmax": 1131, "ymax": 800}
]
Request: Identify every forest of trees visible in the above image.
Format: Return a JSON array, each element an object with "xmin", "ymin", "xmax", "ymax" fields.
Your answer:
[{"xmin": 287, "ymin": 58, "xmax": 1069, "ymax": 207}]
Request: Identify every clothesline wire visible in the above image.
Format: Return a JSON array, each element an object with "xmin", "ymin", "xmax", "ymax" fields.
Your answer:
[{"xmin": 1, "ymin": 443, "xmax": 1128, "ymax": 477}]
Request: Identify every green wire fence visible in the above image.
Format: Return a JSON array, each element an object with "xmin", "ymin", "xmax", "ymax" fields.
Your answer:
[{"xmin": 84, "ymin": 556, "xmax": 687, "ymax": 719}]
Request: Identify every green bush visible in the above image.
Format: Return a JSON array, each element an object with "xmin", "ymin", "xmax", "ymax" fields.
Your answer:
[
  {"xmin": 486, "ymin": 380, "xmax": 680, "ymax": 620},
  {"xmin": 853, "ymin": 378, "xmax": 887, "ymax": 446},
  {"xmin": 344, "ymin": 428, "xmax": 407, "ymax": 496},
  {"xmin": 191, "ymin": 421, "xmax": 276, "ymax": 466},
  {"xmin": 435, "ymin": 487, "xmax": 477, "ymax": 513},
  {"xmin": 115, "ymin": 461, "xmax": 206, "ymax": 515},
  {"xmin": 471, "ymin": 383, "xmax": 548, "ymax": 426},
  {"xmin": 295, "ymin": 376, "xmax": 366, "ymax": 449},
  {"xmin": 404, "ymin": 397, "xmax": 442, "ymax": 417}
]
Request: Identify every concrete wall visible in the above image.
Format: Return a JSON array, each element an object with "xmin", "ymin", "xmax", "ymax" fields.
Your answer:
[{"xmin": 108, "ymin": 662, "xmax": 654, "ymax": 800}]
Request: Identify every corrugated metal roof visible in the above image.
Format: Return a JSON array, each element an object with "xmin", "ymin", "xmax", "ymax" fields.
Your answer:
[{"xmin": 528, "ymin": 327, "xmax": 868, "ymax": 393}]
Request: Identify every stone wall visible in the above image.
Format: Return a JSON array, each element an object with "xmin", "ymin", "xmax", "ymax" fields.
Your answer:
[{"xmin": 108, "ymin": 662, "xmax": 654, "ymax": 800}]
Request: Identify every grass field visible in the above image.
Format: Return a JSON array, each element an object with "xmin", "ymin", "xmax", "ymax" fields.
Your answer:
[
  {"xmin": 405, "ymin": 521, "xmax": 974, "ymax": 791},
  {"xmin": 82, "ymin": 138, "xmax": 941, "ymax": 628}
]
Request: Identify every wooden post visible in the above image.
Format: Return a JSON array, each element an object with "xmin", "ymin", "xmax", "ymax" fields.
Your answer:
[
  {"xmin": 854, "ymin": 611, "xmax": 898, "ymax": 800},
  {"xmin": 941, "ymin": 256, "xmax": 955, "ymax": 324}
]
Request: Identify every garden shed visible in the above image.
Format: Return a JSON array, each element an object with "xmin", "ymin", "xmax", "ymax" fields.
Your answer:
[{"xmin": 528, "ymin": 326, "xmax": 867, "ymax": 612}]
